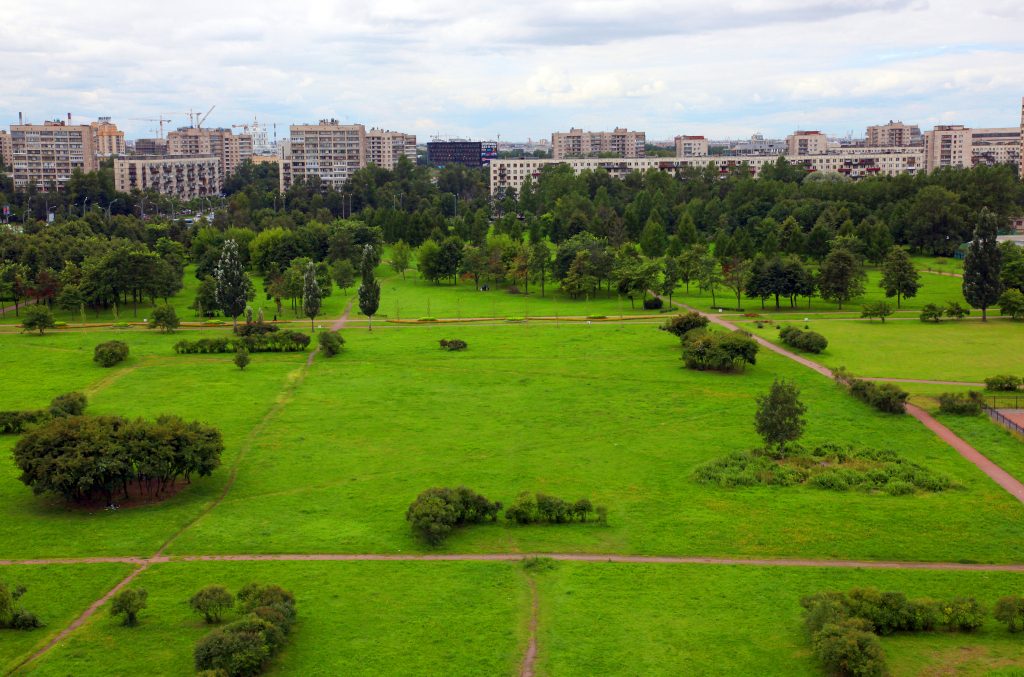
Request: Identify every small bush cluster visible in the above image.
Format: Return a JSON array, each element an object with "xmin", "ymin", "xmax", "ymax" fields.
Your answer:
[
  {"xmin": 94, "ymin": 340, "xmax": 130, "ymax": 367},
  {"xmin": 233, "ymin": 319, "xmax": 279, "ymax": 337},
  {"xmin": 642, "ymin": 297, "xmax": 663, "ymax": 310},
  {"xmin": 803, "ymin": 587, "xmax": 992, "ymax": 677},
  {"xmin": 937, "ymin": 391, "xmax": 984, "ymax": 416},
  {"xmin": 0, "ymin": 580, "xmax": 44, "ymax": 631},
  {"xmin": 779, "ymin": 326, "xmax": 828, "ymax": 353},
  {"xmin": 438, "ymin": 339, "xmax": 467, "ymax": 351},
  {"xmin": 836, "ymin": 372, "xmax": 908, "ymax": 414},
  {"xmin": 149, "ymin": 305, "xmax": 180, "ymax": 333},
  {"xmin": 317, "ymin": 330, "xmax": 345, "ymax": 357},
  {"xmin": 504, "ymin": 491, "xmax": 605, "ymax": 524},
  {"xmin": 406, "ymin": 486, "xmax": 502, "ymax": 544},
  {"xmin": 985, "ymin": 374, "xmax": 1022, "ymax": 391},
  {"xmin": 194, "ymin": 582, "xmax": 297, "ymax": 677},
  {"xmin": 0, "ymin": 392, "xmax": 87, "ymax": 434},
  {"xmin": 681, "ymin": 329, "xmax": 759, "ymax": 373},
  {"xmin": 660, "ymin": 312, "xmax": 709, "ymax": 339},
  {"xmin": 692, "ymin": 444, "xmax": 960, "ymax": 494},
  {"xmin": 173, "ymin": 332, "xmax": 311, "ymax": 354}
]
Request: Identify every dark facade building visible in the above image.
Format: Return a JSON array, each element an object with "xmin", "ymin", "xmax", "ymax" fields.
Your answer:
[{"xmin": 427, "ymin": 141, "xmax": 483, "ymax": 167}]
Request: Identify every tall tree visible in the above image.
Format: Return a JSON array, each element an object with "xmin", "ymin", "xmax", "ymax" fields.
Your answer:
[
  {"xmin": 390, "ymin": 239, "xmax": 412, "ymax": 280},
  {"xmin": 215, "ymin": 239, "xmax": 248, "ymax": 328},
  {"xmin": 962, "ymin": 207, "xmax": 1004, "ymax": 321},
  {"xmin": 302, "ymin": 261, "xmax": 322, "ymax": 331},
  {"xmin": 754, "ymin": 377, "xmax": 807, "ymax": 459},
  {"xmin": 661, "ymin": 257, "xmax": 681, "ymax": 306},
  {"xmin": 640, "ymin": 218, "xmax": 668, "ymax": 258},
  {"xmin": 358, "ymin": 244, "xmax": 381, "ymax": 331},
  {"xmin": 529, "ymin": 242, "xmax": 551, "ymax": 297},
  {"xmin": 818, "ymin": 247, "xmax": 866, "ymax": 310},
  {"xmin": 879, "ymin": 246, "xmax": 921, "ymax": 309}
]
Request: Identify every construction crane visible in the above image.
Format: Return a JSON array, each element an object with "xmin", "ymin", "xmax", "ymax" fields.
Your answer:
[
  {"xmin": 128, "ymin": 116, "xmax": 173, "ymax": 138},
  {"xmin": 197, "ymin": 105, "xmax": 215, "ymax": 129}
]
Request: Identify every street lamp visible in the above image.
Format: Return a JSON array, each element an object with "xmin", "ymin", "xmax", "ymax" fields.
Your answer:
[
  {"xmin": 107, "ymin": 198, "xmax": 119, "ymax": 222},
  {"xmin": 23, "ymin": 197, "xmax": 32, "ymax": 223},
  {"xmin": 83, "ymin": 196, "xmax": 88, "ymax": 218}
]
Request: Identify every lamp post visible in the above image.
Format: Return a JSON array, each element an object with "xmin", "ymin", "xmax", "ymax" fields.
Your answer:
[
  {"xmin": 106, "ymin": 198, "xmax": 119, "ymax": 222},
  {"xmin": 23, "ymin": 197, "xmax": 32, "ymax": 223},
  {"xmin": 83, "ymin": 196, "xmax": 88, "ymax": 217}
]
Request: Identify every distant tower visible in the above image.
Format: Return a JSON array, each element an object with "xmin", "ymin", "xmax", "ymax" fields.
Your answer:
[{"xmin": 251, "ymin": 116, "xmax": 271, "ymax": 154}]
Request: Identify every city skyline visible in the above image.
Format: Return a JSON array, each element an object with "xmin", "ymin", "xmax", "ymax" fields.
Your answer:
[{"xmin": 3, "ymin": 0, "xmax": 1024, "ymax": 142}]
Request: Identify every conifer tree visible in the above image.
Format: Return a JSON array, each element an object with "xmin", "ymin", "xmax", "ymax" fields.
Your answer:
[
  {"xmin": 302, "ymin": 261, "xmax": 322, "ymax": 331},
  {"xmin": 358, "ymin": 244, "xmax": 381, "ymax": 331},
  {"xmin": 963, "ymin": 208, "xmax": 1004, "ymax": 321},
  {"xmin": 215, "ymin": 239, "xmax": 248, "ymax": 328}
]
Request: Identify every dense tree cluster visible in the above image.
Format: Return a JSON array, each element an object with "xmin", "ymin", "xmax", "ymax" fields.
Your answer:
[
  {"xmin": 13, "ymin": 412, "xmax": 223, "ymax": 503},
  {"xmin": 405, "ymin": 486, "xmax": 502, "ymax": 545},
  {"xmin": 0, "ymin": 391, "xmax": 87, "ymax": 434}
]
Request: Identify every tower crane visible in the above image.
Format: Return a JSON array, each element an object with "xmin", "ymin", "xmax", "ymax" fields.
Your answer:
[
  {"xmin": 128, "ymin": 116, "xmax": 173, "ymax": 138},
  {"xmin": 197, "ymin": 105, "xmax": 215, "ymax": 129}
]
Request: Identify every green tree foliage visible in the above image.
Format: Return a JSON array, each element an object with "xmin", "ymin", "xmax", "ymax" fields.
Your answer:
[
  {"xmin": 317, "ymin": 330, "xmax": 345, "ymax": 356},
  {"xmin": 94, "ymin": 340, "xmax": 130, "ymax": 367},
  {"xmin": 681, "ymin": 329, "xmax": 760, "ymax": 372},
  {"xmin": 233, "ymin": 347, "xmax": 251, "ymax": 371},
  {"xmin": 215, "ymin": 240, "xmax": 250, "ymax": 328},
  {"xmin": 405, "ymin": 486, "xmax": 502, "ymax": 545},
  {"xmin": 660, "ymin": 311, "xmax": 709, "ymax": 339},
  {"xmin": 331, "ymin": 258, "xmax": 356, "ymax": 295},
  {"xmin": 818, "ymin": 248, "xmax": 866, "ymax": 309},
  {"xmin": 998, "ymin": 289, "xmax": 1024, "ymax": 319},
  {"xmin": 301, "ymin": 261, "xmax": 322, "ymax": 331},
  {"xmin": 879, "ymin": 246, "xmax": 921, "ymax": 309},
  {"xmin": 860, "ymin": 301, "xmax": 894, "ymax": 323},
  {"xmin": 754, "ymin": 377, "xmax": 806, "ymax": 456},
  {"xmin": 919, "ymin": 303, "xmax": 943, "ymax": 322},
  {"xmin": 110, "ymin": 587, "xmax": 148, "ymax": 627},
  {"xmin": 639, "ymin": 218, "xmax": 668, "ymax": 257},
  {"xmin": 390, "ymin": 239, "xmax": 412, "ymax": 280},
  {"xmin": 994, "ymin": 596, "xmax": 1024, "ymax": 633},
  {"xmin": 150, "ymin": 304, "xmax": 180, "ymax": 332},
  {"xmin": 190, "ymin": 585, "xmax": 234, "ymax": 624},
  {"xmin": 357, "ymin": 245, "xmax": 381, "ymax": 330},
  {"xmin": 962, "ymin": 208, "xmax": 1004, "ymax": 321},
  {"xmin": 20, "ymin": 304, "xmax": 55, "ymax": 334}
]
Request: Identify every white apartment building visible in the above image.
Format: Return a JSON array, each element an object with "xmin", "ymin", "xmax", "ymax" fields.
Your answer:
[
  {"xmin": 675, "ymin": 136, "xmax": 708, "ymax": 157},
  {"xmin": 365, "ymin": 129, "xmax": 416, "ymax": 170},
  {"xmin": 551, "ymin": 128, "xmax": 646, "ymax": 159},
  {"xmin": 6, "ymin": 120, "xmax": 96, "ymax": 190},
  {"xmin": 280, "ymin": 120, "xmax": 366, "ymax": 192},
  {"xmin": 113, "ymin": 155, "xmax": 222, "ymax": 199},
  {"xmin": 968, "ymin": 128, "xmax": 1020, "ymax": 166},
  {"xmin": 786, "ymin": 131, "xmax": 828, "ymax": 155},
  {"xmin": 922, "ymin": 125, "xmax": 972, "ymax": 170}
]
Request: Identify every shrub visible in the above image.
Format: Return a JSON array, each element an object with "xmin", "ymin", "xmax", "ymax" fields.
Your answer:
[
  {"xmin": 846, "ymin": 378, "xmax": 908, "ymax": 414},
  {"xmin": 110, "ymin": 587, "xmax": 148, "ymax": 627},
  {"xmin": 504, "ymin": 491, "xmax": 537, "ymax": 524},
  {"xmin": 438, "ymin": 339, "xmax": 468, "ymax": 351},
  {"xmin": 190, "ymin": 585, "xmax": 235, "ymax": 624},
  {"xmin": 536, "ymin": 493, "xmax": 570, "ymax": 523},
  {"xmin": 994, "ymin": 596, "xmax": 1024, "ymax": 633},
  {"xmin": 194, "ymin": 583, "xmax": 296, "ymax": 676},
  {"xmin": 985, "ymin": 375, "xmax": 1021, "ymax": 391},
  {"xmin": 173, "ymin": 332, "xmax": 310, "ymax": 355},
  {"xmin": 94, "ymin": 340, "xmax": 130, "ymax": 367},
  {"xmin": 682, "ymin": 329, "xmax": 759, "ymax": 372},
  {"xmin": 54, "ymin": 321, "xmax": 66, "ymax": 327},
  {"xmin": 919, "ymin": 303, "xmax": 943, "ymax": 322},
  {"xmin": 10, "ymin": 608, "xmax": 44, "ymax": 629},
  {"xmin": 49, "ymin": 392, "xmax": 87, "ymax": 418},
  {"xmin": 573, "ymin": 498, "xmax": 594, "ymax": 522},
  {"xmin": 595, "ymin": 505, "xmax": 608, "ymax": 523},
  {"xmin": 405, "ymin": 486, "xmax": 502, "ymax": 544},
  {"xmin": 150, "ymin": 304, "xmax": 180, "ymax": 333},
  {"xmin": 20, "ymin": 304, "xmax": 56, "ymax": 335},
  {"xmin": 317, "ymin": 330, "xmax": 345, "ymax": 357},
  {"xmin": 233, "ymin": 348, "xmax": 251, "ymax": 370},
  {"xmin": 233, "ymin": 319, "xmax": 279, "ymax": 336},
  {"xmin": 522, "ymin": 556, "xmax": 559, "ymax": 571},
  {"xmin": 236, "ymin": 582, "xmax": 296, "ymax": 619},
  {"xmin": 860, "ymin": 301, "xmax": 894, "ymax": 323},
  {"xmin": 660, "ymin": 312, "xmax": 709, "ymax": 338},
  {"xmin": 937, "ymin": 391, "xmax": 983, "ymax": 416},
  {"xmin": 643, "ymin": 297, "xmax": 663, "ymax": 310},
  {"xmin": 812, "ymin": 622, "xmax": 888, "ymax": 677},
  {"xmin": 938, "ymin": 597, "xmax": 987, "ymax": 632},
  {"xmin": 779, "ymin": 326, "xmax": 828, "ymax": 353}
]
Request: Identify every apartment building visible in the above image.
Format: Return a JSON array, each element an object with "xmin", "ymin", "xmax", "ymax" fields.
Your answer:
[
  {"xmin": 866, "ymin": 121, "xmax": 921, "ymax": 147},
  {"xmin": 166, "ymin": 127, "xmax": 252, "ymax": 177},
  {"xmin": 675, "ymin": 135, "xmax": 709, "ymax": 157},
  {"xmin": 135, "ymin": 138, "xmax": 167, "ymax": 156},
  {"xmin": 969, "ymin": 128, "xmax": 1020, "ymax": 167},
  {"xmin": 0, "ymin": 131, "xmax": 10, "ymax": 167},
  {"xmin": 91, "ymin": 117, "xmax": 126, "ymax": 157},
  {"xmin": 366, "ymin": 129, "xmax": 416, "ymax": 170},
  {"xmin": 6, "ymin": 120, "xmax": 96, "ymax": 190},
  {"xmin": 113, "ymin": 155, "xmax": 222, "ymax": 199},
  {"xmin": 551, "ymin": 128, "xmax": 646, "ymax": 159},
  {"xmin": 922, "ymin": 125, "xmax": 974, "ymax": 170},
  {"xmin": 426, "ymin": 140, "xmax": 485, "ymax": 168},
  {"xmin": 489, "ymin": 150, "xmax": 926, "ymax": 194},
  {"xmin": 786, "ymin": 131, "xmax": 828, "ymax": 155},
  {"xmin": 279, "ymin": 120, "xmax": 366, "ymax": 193}
]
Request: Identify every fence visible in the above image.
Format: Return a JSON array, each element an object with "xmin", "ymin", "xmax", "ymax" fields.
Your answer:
[{"xmin": 984, "ymin": 404, "xmax": 1024, "ymax": 437}]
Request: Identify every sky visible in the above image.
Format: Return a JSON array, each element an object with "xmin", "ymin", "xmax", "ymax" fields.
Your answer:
[{"xmin": 2, "ymin": 0, "xmax": 1024, "ymax": 143}]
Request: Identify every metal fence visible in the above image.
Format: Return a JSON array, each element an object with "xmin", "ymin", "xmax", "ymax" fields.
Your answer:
[
  {"xmin": 984, "ymin": 405, "xmax": 1024, "ymax": 437},
  {"xmin": 988, "ymin": 395, "xmax": 1024, "ymax": 410}
]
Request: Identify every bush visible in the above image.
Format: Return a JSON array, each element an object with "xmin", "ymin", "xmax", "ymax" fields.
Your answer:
[
  {"xmin": 985, "ymin": 375, "xmax": 1021, "ymax": 391},
  {"xmin": 150, "ymin": 304, "xmax": 180, "ymax": 333},
  {"xmin": 522, "ymin": 556, "xmax": 559, "ymax": 571},
  {"xmin": 846, "ymin": 378, "xmax": 908, "ymax": 414},
  {"xmin": 190, "ymin": 585, "xmax": 235, "ymax": 624},
  {"xmin": 504, "ymin": 490, "xmax": 537, "ymax": 524},
  {"xmin": 643, "ymin": 297, "xmax": 663, "ymax": 310},
  {"xmin": 94, "ymin": 340, "xmax": 130, "ymax": 367},
  {"xmin": 919, "ymin": 303, "xmax": 943, "ymax": 322},
  {"xmin": 317, "ymin": 330, "xmax": 345, "ymax": 357},
  {"xmin": 438, "ymin": 339, "xmax": 468, "ymax": 351},
  {"xmin": 994, "ymin": 596, "xmax": 1024, "ymax": 633},
  {"xmin": 938, "ymin": 597, "xmax": 987, "ymax": 632},
  {"xmin": 173, "ymin": 332, "xmax": 311, "ymax": 355},
  {"xmin": 10, "ymin": 608, "xmax": 44, "ymax": 629},
  {"xmin": 110, "ymin": 587, "xmax": 148, "ymax": 627},
  {"xmin": 779, "ymin": 326, "xmax": 828, "ymax": 353},
  {"xmin": 233, "ymin": 320, "xmax": 279, "ymax": 336},
  {"xmin": 681, "ymin": 329, "xmax": 759, "ymax": 372},
  {"xmin": 49, "ymin": 391, "xmax": 87, "ymax": 418},
  {"xmin": 234, "ymin": 348, "xmax": 251, "ymax": 370},
  {"xmin": 937, "ymin": 391, "xmax": 983, "ymax": 416},
  {"xmin": 195, "ymin": 583, "xmax": 296, "ymax": 677},
  {"xmin": 812, "ymin": 622, "xmax": 888, "ymax": 677},
  {"xmin": 405, "ymin": 486, "xmax": 502, "ymax": 545},
  {"xmin": 20, "ymin": 304, "xmax": 56, "ymax": 334},
  {"xmin": 660, "ymin": 312, "xmax": 709, "ymax": 339}
]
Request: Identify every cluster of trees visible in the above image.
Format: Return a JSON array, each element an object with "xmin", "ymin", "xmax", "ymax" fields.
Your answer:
[
  {"xmin": 13, "ymin": 411, "xmax": 223, "ymax": 503},
  {"xmin": 504, "ymin": 491, "xmax": 606, "ymax": 524},
  {"xmin": 194, "ymin": 582, "xmax": 297, "ymax": 677},
  {"xmin": 171, "ymin": 331, "xmax": 312, "ymax": 354},
  {"xmin": 0, "ymin": 391, "xmax": 87, "ymax": 434},
  {"xmin": 405, "ymin": 486, "xmax": 503, "ymax": 545},
  {"xmin": 802, "ymin": 586, "xmax": 1007, "ymax": 677},
  {"xmin": 936, "ymin": 391, "xmax": 985, "ymax": 416},
  {"xmin": 681, "ymin": 329, "xmax": 760, "ymax": 372},
  {"xmin": 835, "ymin": 369, "xmax": 910, "ymax": 414}
]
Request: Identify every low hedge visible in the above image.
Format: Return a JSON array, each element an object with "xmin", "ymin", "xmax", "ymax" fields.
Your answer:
[
  {"xmin": 173, "ymin": 332, "xmax": 311, "ymax": 354},
  {"xmin": 937, "ymin": 391, "xmax": 984, "ymax": 416},
  {"xmin": 642, "ymin": 297, "xmax": 663, "ymax": 310},
  {"xmin": 985, "ymin": 374, "xmax": 1021, "ymax": 391},
  {"xmin": 779, "ymin": 325, "xmax": 828, "ymax": 353},
  {"xmin": 847, "ymin": 378, "xmax": 909, "ymax": 414}
]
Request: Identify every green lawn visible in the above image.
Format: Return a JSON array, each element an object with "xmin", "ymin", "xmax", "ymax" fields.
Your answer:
[
  {"xmin": 746, "ymin": 318, "xmax": 1024, "ymax": 383},
  {"xmin": 0, "ymin": 563, "xmax": 134, "ymax": 674},
  {"xmin": 18, "ymin": 560, "xmax": 528, "ymax": 677}
]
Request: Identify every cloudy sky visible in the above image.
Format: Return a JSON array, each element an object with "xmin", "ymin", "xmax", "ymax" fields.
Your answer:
[{"xmin": 2, "ymin": 0, "xmax": 1023, "ymax": 143}]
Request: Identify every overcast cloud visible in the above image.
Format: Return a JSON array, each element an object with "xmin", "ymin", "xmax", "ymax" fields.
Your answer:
[{"xmin": 1, "ymin": 0, "xmax": 1022, "ymax": 142}]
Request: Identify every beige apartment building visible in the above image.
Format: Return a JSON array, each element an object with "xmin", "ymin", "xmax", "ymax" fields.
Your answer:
[
  {"xmin": 6, "ymin": 120, "xmax": 96, "ymax": 190},
  {"xmin": 279, "ymin": 120, "xmax": 366, "ymax": 192},
  {"xmin": 366, "ymin": 129, "xmax": 416, "ymax": 170},
  {"xmin": 0, "ymin": 131, "xmax": 10, "ymax": 168},
  {"xmin": 134, "ymin": 138, "xmax": 167, "ymax": 156},
  {"xmin": 91, "ymin": 117, "xmax": 126, "ymax": 157},
  {"xmin": 113, "ymin": 155, "xmax": 222, "ymax": 199},
  {"xmin": 918, "ymin": 125, "xmax": 1019, "ymax": 171},
  {"xmin": 968, "ymin": 127, "xmax": 1020, "ymax": 167},
  {"xmin": 786, "ymin": 131, "xmax": 828, "ymax": 155},
  {"xmin": 675, "ymin": 135, "xmax": 709, "ymax": 157},
  {"xmin": 866, "ymin": 121, "xmax": 921, "ymax": 147},
  {"xmin": 166, "ymin": 127, "xmax": 252, "ymax": 177},
  {"xmin": 551, "ymin": 128, "xmax": 646, "ymax": 159}
]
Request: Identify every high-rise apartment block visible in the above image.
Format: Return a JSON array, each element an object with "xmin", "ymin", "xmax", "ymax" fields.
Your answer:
[
  {"xmin": 922, "ymin": 125, "xmax": 973, "ymax": 170},
  {"xmin": 551, "ymin": 128, "xmax": 646, "ymax": 159},
  {"xmin": 279, "ymin": 120, "xmax": 366, "ymax": 193},
  {"xmin": 6, "ymin": 120, "xmax": 96, "ymax": 190},
  {"xmin": 0, "ymin": 131, "xmax": 11, "ymax": 168},
  {"xmin": 134, "ymin": 138, "xmax": 167, "ymax": 156},
  {"xmin": 675, "ymin": 135, "xmax": 708, "ymax": 157},
  {"xmin": 91, "ymin": 117, "xmax": 126, "ymax": 156},
  {"xmin": 366, "ymin": 129, "xmax": 416, "ymax": 170},
  {"xmin": 427, "ymin": 140, "xmax": 485, "ymax": 168},
  {"xmin": 166, "ymin": 127, "xmax": 252, "ymax": 177},
  {"xmin": 786, "ymin": 131, "xmax": 828, "ymax": 155},
  {"xmin": 113, "ymin": 155, "xmax": 222, "ymax": 199},
  {"xmin": 866, "ymin": 121, "xmax": 921, "ymax": 147}
]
